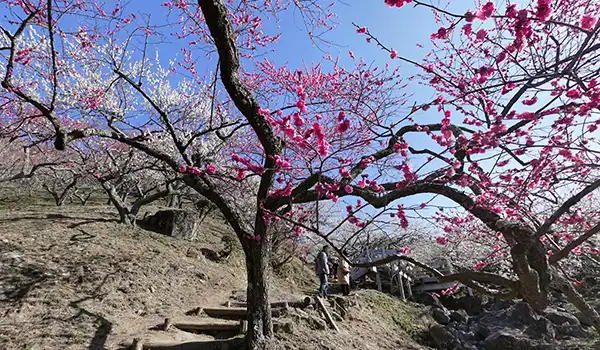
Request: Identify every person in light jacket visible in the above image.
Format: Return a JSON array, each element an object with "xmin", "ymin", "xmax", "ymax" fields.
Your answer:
[
  {"xmin": 315, "ymin": 246, "xmax": 330, "ymax": 298},
  {"xmin": 337, "ymin": 250, "xmax": 351, "ymax": 296}
]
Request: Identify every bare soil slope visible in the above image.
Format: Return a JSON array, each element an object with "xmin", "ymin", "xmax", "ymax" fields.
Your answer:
[{"xmin": 0, "ymin": 197, "xmax": 427, "ymax": 350}]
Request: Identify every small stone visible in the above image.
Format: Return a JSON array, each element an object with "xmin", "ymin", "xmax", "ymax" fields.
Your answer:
[
  {"xmin": 274, "ymin": 321, "xmax": 294, "ymax": 334},
  {"xmin": 186, "ymin": 248, "xmax": 200, "ymax": 259},
  {"xmin": 149, "ymin": 286, "xmax": 155, "ymax": 293}
]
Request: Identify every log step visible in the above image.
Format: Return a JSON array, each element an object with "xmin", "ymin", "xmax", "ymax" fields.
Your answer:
[
  {"xmin": 225, "ymin": 297, "xmax": 313, "ymax": 309},
  {"xmin": 202, "ymin": 307, "xmax": 247, "ymax": 319},
  {"xmin": 173, "ymin": 321, "xmax": 240, "ymax": 333},
  {"xmin": 199, "ymin": 307, "xmax": 287, "ymax": 320},
  {"xmin": 123, "ymin": 338, "xmax": 244, "ymax": 350}
]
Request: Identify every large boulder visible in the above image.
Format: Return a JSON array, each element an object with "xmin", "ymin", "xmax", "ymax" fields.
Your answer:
[
  {"xmin": 508, "ymin": 301, "xmax": 538, "ymax": 325},
  {"xmin": 544, "ymin": 309, "xmax": 580, "ymax": 326},
  {"xmin": 482, "ymin": 330, "xmax": 533, "ymax": 350},
  {"xmin": 475, "ymin": 301, "xmax": 539, "ymax": 340},
  {"xmin": 432, "ymin": 306, "xmax": 451, "ymax": 325},
  {"xmin": 457, "ymin": 295, "xmax": 484, "ymax": 316},
  {"xmin": 524, "ymin": 318, "xmax": 555, "ymax": 341},
  {"xmin": 450, "ymin": 310, "xmax": 469, "ymax": 324},
  {"xmin": 555, "ymin": 323, "xmax": 590, "ymax": 339},
  {"xmin": 429, "ymin": 324, "xmax": 460, "ymax": 350},
  {"xmin": 489, "ymin": 299, "xmax": 515, "ymax": 311},
  {"xmin": 139, "ymin": 209, "xmax": 199, "ymax": 240}
]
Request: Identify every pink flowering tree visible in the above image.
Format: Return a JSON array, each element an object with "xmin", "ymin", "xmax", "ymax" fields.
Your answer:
[
  {"xmin": 4, "ymin": 0, "xmax": 600, "ymax": 347},
  {"xmin": 344, "ymin": 0, "xmax": 600, "ymax": 329}
]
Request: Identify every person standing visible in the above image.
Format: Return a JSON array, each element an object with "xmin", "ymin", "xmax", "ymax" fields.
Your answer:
[
  {"xmin": 337, "ymin": 251, "xmax": 351, "ymax": 296},
  {"xmin": 315, "ymin": 246, "xmax": 330, "ymax": 299}
]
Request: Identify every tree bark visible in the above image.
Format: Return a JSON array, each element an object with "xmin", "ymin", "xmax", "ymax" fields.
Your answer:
[{"xmin": 245, "ymin": 236, "xmax": 273, "ymax": 349}]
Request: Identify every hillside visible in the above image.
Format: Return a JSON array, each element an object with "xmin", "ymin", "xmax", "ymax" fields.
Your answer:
[{"xmin": 0, "ymin": 194, "xmax": 429, "ymax": 350}]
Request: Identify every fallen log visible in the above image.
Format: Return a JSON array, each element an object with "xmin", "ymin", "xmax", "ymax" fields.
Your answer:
[
  {"xmin": 224, "ymin": 296, "xmax": 313, "ymax": 309},
  {"xmin": 198, "ymin": 306, "xmax": 288, "ymax": 320},
  {"xmin": 123, "ymin": 338, "xmax": 244, "ymax": 350},
  {"xmin": 173, "ymin": 321, "xmax": 240, "ymax": 333}
]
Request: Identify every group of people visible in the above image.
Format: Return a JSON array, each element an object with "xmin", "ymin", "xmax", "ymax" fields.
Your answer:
[{"xmin": 314, "ymin": 246, "xmax": 351, "ymax": 299}]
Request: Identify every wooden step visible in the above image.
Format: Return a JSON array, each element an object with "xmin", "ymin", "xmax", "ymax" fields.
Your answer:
[
  {"xmin": 225, "ymin": 296, "xmax": 313, "ymax": 309},
  {"xmin": 124, "ymin": 337, "xmax": 244, "ymax": 350},
  {"xmin": 196, "ymin": 307, "xmax": 288, "ymax": 320},
  {"xmin": 173, "ymin": 321, "xmax": 241, "ymax": 333}
]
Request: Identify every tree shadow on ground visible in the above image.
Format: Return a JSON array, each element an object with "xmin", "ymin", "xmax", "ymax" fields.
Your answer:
[
  {"xmin": 0, "ymin": 214, "xmax": 117, "ymax": 226},
  {"xmin": 0, "ymin": 240, "xmax": 50, "ymax": 307},
  {"xmin": 0, "ymin": 264, "xmax": 48, "ymax": 305},
  {"xmin": 68, "ymin": 271, "xmax": 120, "ymax": 350}
]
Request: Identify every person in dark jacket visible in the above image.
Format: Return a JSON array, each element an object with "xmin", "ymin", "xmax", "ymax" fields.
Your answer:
[{"xmin": 315, "ymin": 246, "xmax": 330, "ymax": 298}]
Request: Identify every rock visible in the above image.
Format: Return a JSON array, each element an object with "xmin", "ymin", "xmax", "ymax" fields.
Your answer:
[
  {"xmin": 450, "ymin": 310, "xmax": 469, "ymax": 323},
  {"xmin": 307, "ymin": 315, "xmax": 327, "ymax": 330},
  {"xmin": 139, "ymin": 209, "xmax": 199, "ymax": 240},
  {"xmin": 439, "ymin": 295, "xmax": 461, "ymax": 310},
  {"xmin": 274, "ymin": 320, "xmax": 294, "ymax": 334},
  {"xmin": 544, "ymin": 309, "xmax": 580, "ymax": 326},
  {"xmin": 456, "ymin": 330, "xmax": 476, "ymax": 344},
  {"xmin": 525, "ymin": 318, "xmax": 555, "ymax": 340},
  {"xmin": 490, "ymin": 299, "xmax": 515, "ymax": 311},
  {"xmin": 555, "ymin": 323, "xmax": 590, "ymax": 339},
  {"xmin": 457, "ymin": 295, "xmax": 483, "ymax": 316},
  {"xmin": 429, "ymin": 324, "xmax": 460, "ymax": 350},
  {"xmin": 414, "ymin": 292, "xmax": 442, "ymax": 307},
  {"xmin": 432, "ymin": 307, "xmax": 451, "ymax": 325},
  {"xmin": 475, "ymin": 301, "xmax": 537, "ymax": 340},
  {"xmin": 482, "ymin": 330, "xmax": 533, "ymax": 350},
  {"xmin": 508, "ymin": 301, "xmax": 537, "ymax": 325},
  {"xmin": 186, "ymin": 248, "xmax": 201, "ymax": 259},
  {"xmin": 573, "ymin": 311, "xmax": 593, "ymax": 327}
]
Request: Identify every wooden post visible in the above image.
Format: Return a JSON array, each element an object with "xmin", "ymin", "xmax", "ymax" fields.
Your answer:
[
  {"xmin": 239, "ymin": 320, "xmax": 248, "ymax": 333},
  {"xmin": 226, "ymin": 301, "xmax": 231, "ymax": 308},
  {"xmin": 399, "ymin": 275, "xmax": 406, "ymax": 301},
  {"xmin": 316, "ymin": 297, "xmax": 340, "ymax": 332},
  {"xmin": 376, "ymin": 271, "xmax": 382, "ymax": 292},
  {"xmin": 161, "ymin": 318, "xmax": 172, "ymax": 331},
  {"xmin": 468, "ymin": 287, "xmax": 473, "ymax": 296},
  {"xmin": 406, "ymin": 278, "xmax": 413, "ymax": 298},
  {"xmin": 131, "ymin": 337, "xmax": 143, "ymax": 350}
]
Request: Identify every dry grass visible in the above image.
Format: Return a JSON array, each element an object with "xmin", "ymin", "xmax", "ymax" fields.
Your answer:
[{"xmin": 0, "ymin": 194, "xmax": 427, "ymax": 350}]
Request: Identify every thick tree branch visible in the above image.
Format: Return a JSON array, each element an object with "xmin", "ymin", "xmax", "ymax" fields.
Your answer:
[
  {"xmin": 536, "ymin": 178, "xmax": 600, "ymax": 238},
  {"xmin": 549, "ymin": 221, "xmax": 600, "ymax": 264},
  {"xmin": 197, "ymin": 0, "xmax": 282, "ymax": 157}
]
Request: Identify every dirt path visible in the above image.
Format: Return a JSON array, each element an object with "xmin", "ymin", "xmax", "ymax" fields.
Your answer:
[{"xmin": 0, "ymin": 205, "xmax": 246, "ymax": 349}]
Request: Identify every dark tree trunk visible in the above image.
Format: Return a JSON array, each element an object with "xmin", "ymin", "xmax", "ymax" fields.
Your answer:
[
  {"xmin": 74, "ymin": 190, "xmax": 94, "ymax": 206},
  {"xmin": 245, "ymin": 235, "xmax": 273, "ymax": 349},
  {"xmin": 43, "ymin": 178, "xmax": 78, "ymax": 207}
]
